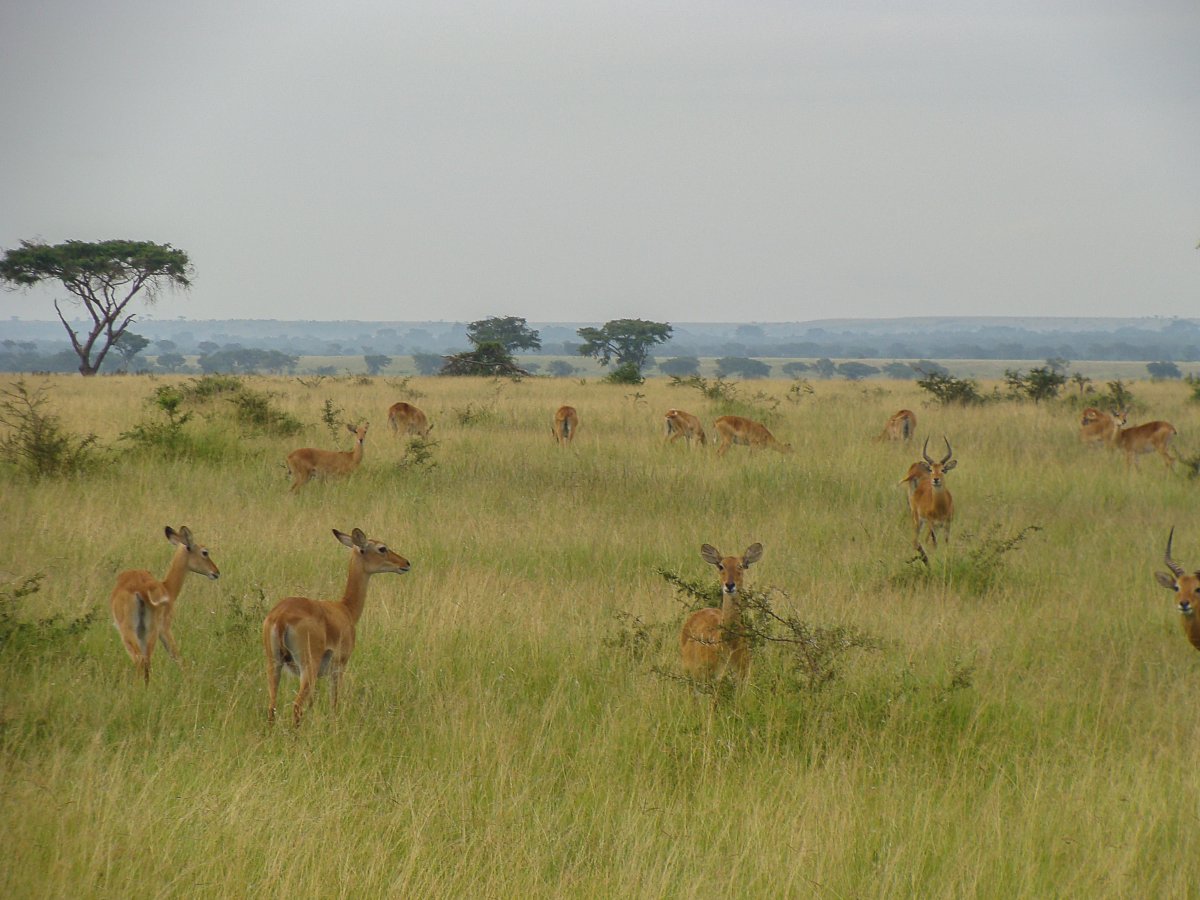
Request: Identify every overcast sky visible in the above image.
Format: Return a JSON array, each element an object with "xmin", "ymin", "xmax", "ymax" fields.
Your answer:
[{"xmin": 1, "ymin": 0, "xmax": 1197, "ymax": 324}]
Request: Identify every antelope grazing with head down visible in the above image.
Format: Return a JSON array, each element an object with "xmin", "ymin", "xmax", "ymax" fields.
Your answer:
[
  {"xmin": 387, "ymin": 401, "xmax": 430, "ymax": 437},
  {"xmin": 877, "ymin": 409, "xmax": 917, "ymax": 442},
  {"xmin": 906, "ymin": 437, "xmax": 957, "ymax": 562},
  {"xmin": 664, "ymin": 408, "xmax": 706, "ymax": 448},
  {"xmin": 680, "ymin": 543, "xmax": 763, "ymax": 684},
  {"xmin": 110, "ymin": 526, "xmax": 220, "ymax": 683},
  {"xmin": 1110, "ymin": 411, "xmax": 1176, "ymax": 469},
  {"xmin": 286, "ymin": 423, "xmax": 368, "ymax": 492},
  {"xmin": 713, "ymin": 415, "xmax": 792, "ymax": 457},
  {"xmin": 552, "ymin": 405, "xmax": 579, "ymax": 445},
  {"xmin": 1154, "ymin": 528, "xmax": 1200, "ymax": 652},
  {"xmin": 1079, "ymin": 407, "xmax": 1120, "ymax": 446},
  {"xmin": 263, "ymin": 528, "xmax": 411, "ymax": 725}
]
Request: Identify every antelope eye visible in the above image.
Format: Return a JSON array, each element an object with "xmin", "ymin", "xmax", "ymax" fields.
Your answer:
[
  {"xmin": 201, "ymin": 549, "xmax": 209, "ymax": 557},
  {"xmin": 378, "ymin": 545, "xmax": 387, "ymax": 553}
]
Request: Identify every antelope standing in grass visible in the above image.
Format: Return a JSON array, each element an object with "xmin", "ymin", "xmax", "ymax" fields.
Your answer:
[
  {"xmin": 664, "ymin": 408, "xmax": 706, "ymax": 448},
  {"xmin": 1079, "ymin": 407, "xmax": 1119, "ymax": 446},
  {"xmin": 713, "ymin": 415, "xmax": 792, "ymax": 457},
  {"xmin": 387, "ymin": 401, "xmax": 430, "ymax": 437},
  {"xmin": 1110, "ymin": 411, "xmax": 1176, "ymax": 469},
  {"xmin": 1154, "ymin": 528, "xmax": 1200, "ymax": 652},
  {"xmin": 553, "ymin": 405, "xmax": 579, "ymax": 445},
  {"xmin": 680, "ymin": 543, "xmax": 763, "ymax": 685},
  {"xmin": 286, "ymin": 423, "xmax": 368, "ymax": 492},
  {"xmin": 110, "ymin": 526, "xmax": 220, "ymax": 683},
  {"xmin": 263, "ymin": 528, "xmax": 410, "ymax": 726},
  {"xmin": 877, "ymin": 409, "xmax": 917, "ymax": 442},
  {"xmin": 907, "ymin": 437, "xmax": 957, "ymax": 562}
]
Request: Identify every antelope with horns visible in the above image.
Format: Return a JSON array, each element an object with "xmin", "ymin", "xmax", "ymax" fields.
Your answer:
[
  {"xmin": 552, "ymin": 405, "xmax": 579, "ymax": 445},
  {"xmin": 680, "ymin": 543, "xmax": 764, "ymax": 684},
  {"xmin": 1155, "ymin": 529, "xmax": 1200, "ymax": 652},
  {"xmin": 713, "ymin": 415, "xmax": 792, "ymax": 457},
  {"xmin": 1110, "ymin": 411, "xmax": 1177, "ymax": 469},
  {"xmin": 906, "ymin": 437, "xmax": 957, "ymax": 562},
  {"xmin": 877, "ymin": 409, "xmax": 917, "ymax": 442},
  {"xmin": 286, "ymin": 423, "xmax": 368, "ymax": 492},
  {"xmin": 387, "ymin": 401, "xmax": 431, "ymax": 437},
  {"xmin": 263, "ymin": 528, "xmax": 410, "ymax": 725},
  {"xmin": 664, "ymin": 408, "xmax": 706, "ymax": 448},
  {"xmin": 110, "ymin": 526, "xmax": 220, "ymax": 683}
]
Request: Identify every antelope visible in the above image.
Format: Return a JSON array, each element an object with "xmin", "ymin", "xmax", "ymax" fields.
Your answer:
[
  {"xmin": 263, "ymin": 528, "xmax": 411, "ymax": 725},
  {"xmin": 286, "ymin": 423, "xmax": 368, "ymax": 492},
  {"xmin": 1154, "ymin": 528, "xmax": 1200, "ymax": 652},
  {"xmin": 387, "ymin": 401, "xmax": 430, "ymax": 437},
  {"xmin": 907, "ymin": 437, "xmax": 957, "ymax": 561},
  {"xmin": 109, "ymin": 526, "xmax": 220, "ymax": 683},
  {"xmin": 877, "ymin": 409, "xmax": 917, "ymax": 442},
  {"xmin": 713, "ymin": 415, "xmax": 792, "ymax": 457},
  {"xmin": 898, "ymin": 459, "xmax": 928, "ymax": 501},
  {"xmin": 680, "ymin": 543, "xmax": 763, "ymax": 684},
  {"xmin": 664, "ymin": 408, "xmax": 706, "ymax": 447},
  {"xmin": 552, "ymin": 405, "xmax": 579, "ymax": 445},
  {"xmin": 1079, "ymin": 407, "xmax": 1119, "ymax": 446},
  {"xmin": 1110, "ymin": 411, "xmax": 1176, "ymax": 469}
]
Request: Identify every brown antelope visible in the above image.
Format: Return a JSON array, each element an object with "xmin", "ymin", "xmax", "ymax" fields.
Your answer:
[
  {"xmin": 1110, "ymin": 411, "xmax": 1176, "ymax": 469},
  {"xmin": 387, "ymin": 401, "xmax": 430, "ymax": 437},
  {"xmin": 552, "ymin": 405, "xmax": 579, "ymax": 445},
  {"xmin": 1154, "ymin": 528, "xmax": 1200, "ymax": 652},
  {"xmin": 664, "ymin": 408, "xmax": 706, "ymax": 447},
  {"xmin": 1079, "ymin": 407, "xmax": 1119, "ymax": 446},
  {"xmin": 263, "ymin": 528, "xmax": 410, "ymax": 725},
  {"xmin": 286, "ymin": 423, "xmax": 368, "ymax": 492},
  {"xmin": 877, "ymin": 409, "xmax": 917, "ymax": 442},
  {"xmin": 713, "ymin": 415, "xmax": 792, "ymax": 457},
  {"xmin": 907, "ymin": 437, "xmax": 957, "ymax": 561},
  {"xmin": 898, "ymin": 459, "xmax": 928, "ymax": 501},
  {"xmin": 110, "ymin": 526, "xmax": 220, "ymax": 683},
  {"xmin": 680, "ymin": 543, "xmax": 763, "ymax": 684}
]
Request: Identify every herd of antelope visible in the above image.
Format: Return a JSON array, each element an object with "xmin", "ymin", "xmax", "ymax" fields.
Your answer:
[{"xmin": 107, "ymin": 389, "xmax": 1194, "ymax": 719}]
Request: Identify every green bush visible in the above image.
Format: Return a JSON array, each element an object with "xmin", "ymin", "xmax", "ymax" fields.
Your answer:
[{"xmin": 0, "ymin": 381, "xmax": 101, "ymax": 479}]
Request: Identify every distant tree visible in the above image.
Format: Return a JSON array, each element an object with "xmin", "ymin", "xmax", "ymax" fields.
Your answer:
[
  {"xmin": 0, "ymin": 239, "xmax": 192, "ymax": 376},
  {"xmin": 780, "ymin": 361, "xmax": 811, "ymax": 378},
  {"xmin": 440, "ymin": 341, "xmax": 530, "ymax": 377},
  {"xmin": 912, "ymin": 359, "xmax": 949, "ymax": 378},
  {"xmin": 364, "ymin": 353, "xmax": 392, "ymax": 376},
  {"xmin": 198, "ymin": 341, "xmax": 219, "ymax": 355},
  {"xmin": 155, "ymin": 339, "xmax": 177, "ymax": 353},
  {"xmin": 1005, "ymin": 366, "xmax": 1066, "ymax": 404},
  {"xmin": 1147, "ymin": 360, "xmax": 1182, "ymax": 380},
  {"xmin": 197, "ymin": 348, "xmax": 297, "ymax": 374},
  {"xmin": 837, "ymin": 361, "xmax": 880, "ymax": 381},
  {"xmin": 812, "ymin": 358, "xmax": 837, "ymax": 379},
  {"xmin": 1046, "ymin": 357, "xmax": 1070, "ymax": 375},
  {"xmin": 716, "ymin": 357, "xmax": 771, "ymax": 379},
  {"xmin": 112, "ymin": 331, "xmax": 150, "ymax": 369},
  {"xmin": 546, "ymin": 360, "xmax": 578, "ymax": 378},
  {"xmin": 156, "ymin": 352, "xmax": 187, "ymax": 372},
  {"xmin": 577, "ymin": 319, "xmax": 672, "ymax": 372},
  {"xmin": 411, "ymin": 353, "xmax": 443, "ymax": 376},
  {"xmin": 735, "ymin": 324, "xmax": 765, "ymax": 342},
  {"xmin": 1070, "ymin": 372, "xmax": 1093, "ymax": 397},
  {"xmin": 466, "ymin": 316, "xmax": 541, "ymax": 353},
  {"xmin": 881, "ymin": 361, "xmax": 918, "ymax": 379},
  {"xmin": 658, "ymin": 356, "xmax": 701, "ymax": 377},
  {"xmin": 917, "ymin": 371, "xmax": 984, "ymax": 406}
]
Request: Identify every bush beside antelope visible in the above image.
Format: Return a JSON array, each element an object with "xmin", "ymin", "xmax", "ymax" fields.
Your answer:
[
  {"xmin": 1154, "ymin": 528, "xmax": 1200, "ymax": 652},
  {"xmin": 263, "ymin": 528, "xmax": 411, "ymax": 726},
  {"xmin": 680, "ymin": 543, "xmax": 763, "ymax": 685},
  {"xmin": 1110, "ymin": 411, "xmax": 1176, "ymax": 469},
  {"xmin": 553, "ymin": 405, "xmax": 579, "ymax": 445},
  {"xmin": 110, "ymin": 526, "xmax": 220, "ymax": 684},
  {"xmin": 713, "ymin": 415, "xmax": 792, "ymax": 457},
  {"xmin": 387, "ymin": 401, "xmax": 431, "ymax": 437},
  {"xmin": 286, "ymin": 423, "xmax": 368, "ymax": 492},
  {"xmin": 664, "ymin": 408, "xmax": 706, "ymax": 447},
  {"xmin": 877, "ymin": 409, "xmax": 916, "ymax": 442},
  {"xmin": 906, "ymin": 438, "xmax": 957, "ymax": 562}
]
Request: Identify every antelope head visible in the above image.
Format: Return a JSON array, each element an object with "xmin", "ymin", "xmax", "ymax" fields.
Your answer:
[
  {"xmin": 1155, "ymin": 528, "xmax": 1200, "ymax": 616},
  {"xmin": 700, "ymin": 543, "xmax": 764, "ymax": 596},
  {"xmin": 919, "ymin": 437, "xmax": 957, "ymax": 488}
]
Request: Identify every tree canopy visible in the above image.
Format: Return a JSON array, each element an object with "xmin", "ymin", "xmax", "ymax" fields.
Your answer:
[
  {"xmin": 0, "ymin": 239, "xmax": 192, "ymax": 375},
  {"xmin": 576, "ymin": 319, "xmax": 672, "ymax": 371},
  {"xmin": 466, "ymin": 316, "xmax": 541, "ymax": 353}
]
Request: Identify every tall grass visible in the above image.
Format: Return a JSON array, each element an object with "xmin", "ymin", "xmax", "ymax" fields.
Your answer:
[{"xmin": 1, "ymin": 373, "xmax": 1198, "ymax": 897}]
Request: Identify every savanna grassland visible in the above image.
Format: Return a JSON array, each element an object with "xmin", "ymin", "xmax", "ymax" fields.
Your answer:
[{"xmin": 2, "ymin": 372, "xmax": 1199, "ymax": 898}]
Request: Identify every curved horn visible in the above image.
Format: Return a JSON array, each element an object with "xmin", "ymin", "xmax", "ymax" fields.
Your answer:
[
  {"xmin": 1166, "ymin": 527, "xmax": 1186, "ymax": 578},
  {"xmin": 941, "ymin": 436, "xmax": 953, "ymax": 466},
  {"xmin": 922, "ymin": 437, "xmax": 933, "ymax": 465}
]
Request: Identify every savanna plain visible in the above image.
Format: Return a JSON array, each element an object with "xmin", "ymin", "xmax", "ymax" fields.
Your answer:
[{"xmin": 2, "ymin": 372, "xmax": 1199, "ymax": 898}]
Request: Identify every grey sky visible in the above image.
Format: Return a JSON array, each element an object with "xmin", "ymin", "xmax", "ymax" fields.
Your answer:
[{"xmin": 1, "ymin": 1, "xmax": 1197, "ymax": 324}]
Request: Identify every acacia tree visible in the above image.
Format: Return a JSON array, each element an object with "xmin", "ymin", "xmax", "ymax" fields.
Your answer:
[
  {"xmin": 576, "ymin": 319, "xmax": 672, "ymax": 373},
  {"xmin": 0, "ymin": 239, "xmax": 192, "ymax": 376},
  {"xmin": 466, "ymin": 316, "xmax": 541, "ymax": 353}
]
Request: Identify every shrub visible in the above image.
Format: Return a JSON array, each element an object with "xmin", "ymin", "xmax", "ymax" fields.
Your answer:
[
  {"xmin": 227, "ymin": 387, "xmax": 303, "ymax": 436},
  {"xmin": 602, "ymin": 362, "xmax": 644, "ymax": 385},
  {"xmin": 0, "ymin": 573, "xmax": 98, "ymax": 655},
  {"xmin": 120, "ymin": 385, "xmax": 194, "ymax": 456},
  {"xmin": 0, "ymin": 381, "xmax": 101, "ymax": 479},
  {"xmin": 916, "ymin": 371, "xmax": 984, "ymax": 406}
]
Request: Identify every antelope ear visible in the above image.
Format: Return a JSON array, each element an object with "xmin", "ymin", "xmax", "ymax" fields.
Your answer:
[
  {"xmin": 333, "ymin": 529, "xmax": 356, "ymax": 548},
  {"xmin": 178, "ymin": 525, "xmax": 194, "ymax": 547},
  {"xmin": 165, "ymin": 526, "xmax": 182, "ymax": 545},
  {"xmin": 346, "ymin": 422, "xmax": 356, "ymax": 434},
  {"xmin": 351, "ymin": 527, "xmax": 368, "ymax": 548},
  {"xmin": 1155, "ymin": 571, "xmax": 1179, "ymax": 590},
  {"xmin": 700, "ymin": 544, "xmax": 722, "ymax": 566},
  {"xmin": 943, "ymin": 459, "xmax": 957, "ymax": 472},
  {"xmin": 742, "ymin": 543, "xmax": 764, "ymax": 566}
]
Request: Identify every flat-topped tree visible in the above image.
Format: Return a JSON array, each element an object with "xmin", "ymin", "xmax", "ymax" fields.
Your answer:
[
  {"xmin": 0, "ymin": 239, "xmax": 192, "ymax": 376},
  {"xmin": 576, "ymin": 318, "xmax": 672, "ymax": 374}
]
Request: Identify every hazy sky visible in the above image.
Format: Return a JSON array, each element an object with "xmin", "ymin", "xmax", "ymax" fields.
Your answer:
[{"xmin": 1, "ymin": 1, "xmax": 1197, "ymax": 324}]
